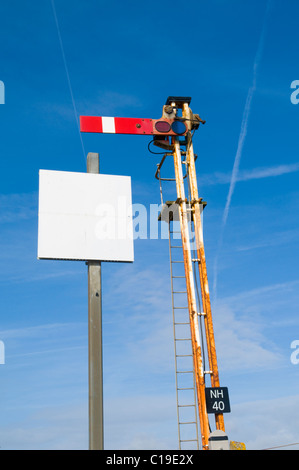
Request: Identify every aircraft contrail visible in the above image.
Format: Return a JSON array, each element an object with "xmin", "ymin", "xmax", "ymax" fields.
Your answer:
[{"xmin": 213, "ymin": 0, "xmax": 272, "ymax": 300}]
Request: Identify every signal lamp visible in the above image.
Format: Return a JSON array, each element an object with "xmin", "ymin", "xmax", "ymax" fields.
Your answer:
[
  {"xmin": 155, "ymin": 121, "xmax": 171, "ymax": 133},
  {"xmin": 171, "ymin": 120, "xmax": 187, "ymax": 135}
]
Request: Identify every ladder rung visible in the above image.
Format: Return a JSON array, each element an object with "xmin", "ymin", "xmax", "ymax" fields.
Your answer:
[
  {"xmin": 175, "ymin": 338, "xmax": 191, "ymax": 341},
  {"xmin": 173, "ymin": 307, "xmax": 188, "ymax": 309},
  {"xmin": 177, "ymin": 370, "xmax": 193, "ymax": 373},
  {"xmin": 172, "ymin": 276, "xmax": 185, "ymax": 278},
  {"xmin": 179, "ymin": 422, "xmax": 197, "ymax": 426},
  {"xmin": 180, "ymin": 439, "xmax": 198, "ymax": 443},
  {"xmin": 178, "ymin": 404, "xmax": 196, "ymax": 408},
  {"xmin": 176, "ymin": 354, "xmax": 193, "ymax": 357},
  {"xmin": 177, "ymin": 387, "xmax": 194, "ymax": 390},
  {"xmin": 175, "ymin": 322, "xmax": 190, "ymax": 326},
  {"xmin": 171, "ymin": 261, "xmax": 184, "ymax": 263},
  {"xmin": 171, "ymin": 246, "xmax": 182, "ymax": 249},
  {"xmin": 173, "ymin": 291, "xmax": 187, "ymax": 293}
]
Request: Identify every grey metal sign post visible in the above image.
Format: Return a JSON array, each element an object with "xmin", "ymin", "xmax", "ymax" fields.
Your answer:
[
  {"xmin": 38, "ymin": 154, "xmax": 134, "ymax": 451},
  {"xmin": 87, "ymin": 152, "xmax": 104, "ymax": 450}
]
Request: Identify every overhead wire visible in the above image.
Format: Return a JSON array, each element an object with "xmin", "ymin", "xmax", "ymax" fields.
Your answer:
[
  {"xmin": 262, "ymin": 442, "xmax": 299, "ymax": 450},
  {"xmin": 50, "ymin": 0, "xmax": 86, "ymax": 166}
]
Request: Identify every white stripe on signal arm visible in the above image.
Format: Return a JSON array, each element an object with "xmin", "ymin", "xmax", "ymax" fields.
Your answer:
[{"xmin": 102, "ymin": 117, "xmax": 116, "ymax": 133}]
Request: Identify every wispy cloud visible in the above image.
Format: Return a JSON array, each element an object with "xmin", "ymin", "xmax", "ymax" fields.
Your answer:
[
  {"xmin": 105, "ymin": 394, "xmax": 177, "ymax": 450},
  {"xmin": 213, "ymin": 279, "xmax": 299, "ymax": 373},
  {"xmin": 220, "ymin": 278, "xmax": 299, "ymax": 304},
  {"xmin": 214, "ymin": 301, "xmax": 283, "ymax": 373},
  {"xmin": 236, "ymin": 162, "xmax": 299, "ymax": 182},
  {"xmin": 0, "ymin": 403, "xmax": 88, "ymax": 450},
  {"xmin": 0, "ymin": 322, "xmax": 87, "ymax": 364},
  {"xmin": 79, "ymin": 91, "xmax": 143, "ymax": 117},
  {"xmin": 0, "ymin": 192, "xmax": 37, "ymax": 223},
  {"xmin": 36, "ymin": 91, "xmax": 143, "ymax": 129},
  {"xmin": 0, "ymin": 191, "xmax": 85, "ymax": 284},
  {"xmin": 236, "ymin": 228, "xmax": 299, "ymax": 252},
  {"xmin": 199, "ymin": 162, "xmax": 299, "ymax": 187},
  {"xmin": 0, "ymin": 322, "xmax": 85, "ymax": 340},
  {"xmin": 2, "ymin": 266, "xmax": 84, "ymax": 285},
  {"xmin": 214, "ymin": 303, "xmax": 283, "ymax": 373},
  {"xmin": 226, "ymin": 395, "xmax": 299, "ymax": 450}
]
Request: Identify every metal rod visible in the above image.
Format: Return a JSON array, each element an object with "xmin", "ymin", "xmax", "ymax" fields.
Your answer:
[
  {"xmin": 182, "ymin": 103, "xmax": 225, "ymax": 433},
  {"xmin": 87, "ymin": 152, "xmax": 104, "ymax": 450}
]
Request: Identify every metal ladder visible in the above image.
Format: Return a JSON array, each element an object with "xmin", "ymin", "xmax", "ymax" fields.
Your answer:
[
  {"xmin": 168, "ymin": 217, "xmax": 200, "ymax": 450},
  {"xmin": 157, "ymin": 157, "xmax": 201, "ymax": 450}
]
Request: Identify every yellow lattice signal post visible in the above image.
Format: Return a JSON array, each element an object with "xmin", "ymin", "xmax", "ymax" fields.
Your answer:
[{"xmin": 80, "ymin": 96, "xmax": 241, "ymax": 450}]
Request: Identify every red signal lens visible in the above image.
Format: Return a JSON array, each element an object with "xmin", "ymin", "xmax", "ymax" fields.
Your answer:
[{"xmin": 155, "ymin": 121, "xmax": 171, "ymax": 133}]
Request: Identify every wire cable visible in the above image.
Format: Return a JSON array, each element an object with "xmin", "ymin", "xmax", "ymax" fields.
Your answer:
[
  {"xmin": 148, "ymin": 139, "xmax": 170, "ymax": 155},
  {"xmin": 50, "ymin": 0, "xmax": 86, "ymax": 166},
  {"xmin": 262, "ymin": 442, "xmax": 299, "ymax": 450}
]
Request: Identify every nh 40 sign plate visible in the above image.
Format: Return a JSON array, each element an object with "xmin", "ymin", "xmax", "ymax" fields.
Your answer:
[{"xmin": 205, "ymin": 387, "xmax": 231, "ymax": 414}]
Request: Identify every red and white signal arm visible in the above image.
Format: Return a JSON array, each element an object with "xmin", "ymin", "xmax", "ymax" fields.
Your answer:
[{"xmin": 80, "ymin": 115, "xmax": 188, "ymax": 136}]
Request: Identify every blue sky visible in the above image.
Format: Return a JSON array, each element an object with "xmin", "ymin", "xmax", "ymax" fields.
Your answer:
[{"xmin": 0, "ymin": 0, "xmax": 299, "ymax": 450}]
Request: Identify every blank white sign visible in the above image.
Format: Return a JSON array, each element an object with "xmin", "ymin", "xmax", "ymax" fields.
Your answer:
[{"xmin": 38, "ymin": 170, "xmax": 134, "ymax": 262}]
